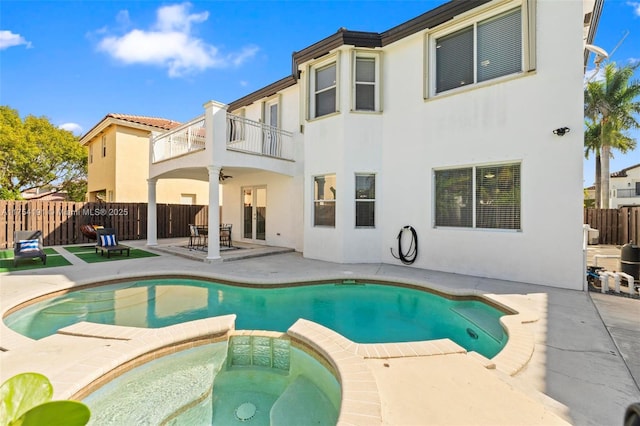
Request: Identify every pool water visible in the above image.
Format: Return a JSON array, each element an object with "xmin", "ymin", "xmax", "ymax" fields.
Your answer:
[
  {"xmin": 4, "ymin": 278, "xmax": 508, "ymax": 358},
  {"xmin": 82, "ymin": 339, "xmax": 340, "ymax": 425}
]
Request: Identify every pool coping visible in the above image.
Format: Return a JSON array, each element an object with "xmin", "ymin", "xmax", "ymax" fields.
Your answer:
[{"xmin": 0, "ymin": 272, "xmax": 539, "ymax": 424}]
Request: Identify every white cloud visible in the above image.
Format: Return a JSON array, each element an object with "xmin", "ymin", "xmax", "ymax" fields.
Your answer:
[
  {"xmin": 230, "ymin": 46, "xmax": 260, "ymax": 67},
  {"xmin": 627, "ymin": 1, "xmax": 640, "ymax": 16},
  {"xmin": 59, "ymin": 123, "xmax": 83, "ymax": 134},
  {"xmin": 0, "ymin": 30, "xmax": 32, "ymax": 50},
  {"xmin": 240, "ymin": 80, "xmax": 249, "ymax": 87},
  {"xmin": 97, "ymin": 2, "xmax": 257, "ymax": 77}
]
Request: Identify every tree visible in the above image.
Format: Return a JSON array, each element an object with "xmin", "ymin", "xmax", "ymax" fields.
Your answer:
[
  {"xmin": 584, "ymin": 120, "xmax": 635, "ymax": 207},
  {"xmin": 584, "ymin": 63, "xmax": 640, "ymax": 208},
  {"xmin": 0, "ymin": 106, "xmax": 87, "ymax": 201}
]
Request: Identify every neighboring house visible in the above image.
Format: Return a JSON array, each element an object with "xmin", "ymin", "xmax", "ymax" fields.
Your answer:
[
  {"xmin": 148, "ymin": 0, "xmax": 601, "ymax": 290},
  {"xmin": 609, "ymin": 163, "xmax": 640, "ymax": 208},
  {"xmin": 21, "ymin": 188, "xmax": 68, "ymax": 201},
  {"xmin": 79, "ymin": 114, "xmax": 210, "ymax": 204}
]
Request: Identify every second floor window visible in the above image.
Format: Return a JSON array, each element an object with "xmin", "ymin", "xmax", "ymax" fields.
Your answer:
[
  {"xmin": 101, "ymin": 135, "xmax": 107, "ymax": 157},
  {"xmin": 89, "ymin": 144, "xmax": 93, "ymax": 164},
  {"xmin": 355, "ymin": 57, "xmax": 375, "ymax": 111},
  {"xmin": 312, "ymin": 62, "xmax": 337, "ymax": 118},
  {"xmin": 435, "ymin": 8, "xmax": 522, "ymax": 94}
]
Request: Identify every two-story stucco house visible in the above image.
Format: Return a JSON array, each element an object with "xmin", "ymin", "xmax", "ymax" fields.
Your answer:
[
  {"xmin": 80, "ymin": 114, "xmax": 210, "ymax": 204},
  {"xmin": 610, "ymin": 163, "xmax": 640, "ymax": 208},
  {"xmin": 147, "ymin": 0, "xmax": 602, "ymax": 290}
]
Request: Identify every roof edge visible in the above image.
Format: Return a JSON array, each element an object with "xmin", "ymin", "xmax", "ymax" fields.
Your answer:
[{"xmin": 228, "ymin": 75, "xmax": 298, "ymax": 112}]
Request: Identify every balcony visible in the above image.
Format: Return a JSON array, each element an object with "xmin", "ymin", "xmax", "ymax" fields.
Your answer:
[
  {"xmin": 152, "ymin": 115, "xmax": 206, "ymax": 163},
  {"xmin": 151, "ymin": 112, "xmax": 293, "ymax": 164},
  {"xmin": 616, "ymin": 188, "xmax": 640, "ymax": 198}
]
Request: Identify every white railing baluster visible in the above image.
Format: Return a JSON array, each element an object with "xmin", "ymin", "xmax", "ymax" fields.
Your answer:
[{"xmin": 226, "ymin": 113, "xmax": 293, "ymax": 160}]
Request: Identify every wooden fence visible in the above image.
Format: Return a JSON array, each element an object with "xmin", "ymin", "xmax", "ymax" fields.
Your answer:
[
  {"xmin": 0, "ymin": 201, "xmax": 209, "ymax": 249},
  {"xmin": 584, "ymin": 207, "xmax": 640, "ymax": 245}
]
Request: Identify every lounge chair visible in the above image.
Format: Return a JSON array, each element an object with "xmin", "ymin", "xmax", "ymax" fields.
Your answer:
[
  {"xmin": 13, "ymin": 230, "xmax": 47, "ymax": 267},
  {"xmin": 95, "ymin": 228, "xmax": 130, "ymax": 258}
]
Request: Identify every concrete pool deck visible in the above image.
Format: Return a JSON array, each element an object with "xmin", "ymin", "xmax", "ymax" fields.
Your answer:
[{"xmin": 1, "ymin": 240, "xmax": 638, "ymax": 425}]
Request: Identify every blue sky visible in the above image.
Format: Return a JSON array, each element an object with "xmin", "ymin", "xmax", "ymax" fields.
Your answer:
[{"xmin": 1, "ymin": 0, "xmax": 639, "ymax": 186}]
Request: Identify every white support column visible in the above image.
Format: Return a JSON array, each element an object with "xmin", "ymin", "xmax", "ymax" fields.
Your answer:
[
  {"xmin": 147, "ymin": 178, "xmax": 158, "ymax": 246},
  {"xmin": 206, "ymin": 165, "xmax": 221, "ymax": 261}
]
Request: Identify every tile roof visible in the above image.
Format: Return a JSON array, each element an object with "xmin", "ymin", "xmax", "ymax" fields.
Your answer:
[
  {"xmin": 106, "ymin": 113, "xmax": 182, "ymax": 130},
  {"xmin": 611, "ymin": 163, "xmax": 640, "ymax": 178}
]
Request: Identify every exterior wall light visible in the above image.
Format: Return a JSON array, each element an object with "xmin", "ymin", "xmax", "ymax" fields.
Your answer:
[{"xmin": 553, "ymin": 127, "xmax": 570, "ymax": 136}]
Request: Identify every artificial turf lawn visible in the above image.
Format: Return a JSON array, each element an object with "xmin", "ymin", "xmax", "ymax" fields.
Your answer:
[
  {"xmin": 63, "ymin": 245, "xmax": 158, "ymax": 263},
  {"xmin": 0, "ymin": 248, "xmax": 71, "ymax": 272}
]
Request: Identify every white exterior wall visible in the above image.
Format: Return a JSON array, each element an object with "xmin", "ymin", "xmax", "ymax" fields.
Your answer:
[
  {"xmin": 221, "ymin": 171, "xmax": 302, "ymax": 250},
  {"xmin": 298, "ymin": 0, "xmax": 586, "ymax": 289},
  {"xmin": 379, "ymin": 0, "xmax": 584, "ymax": 289}
]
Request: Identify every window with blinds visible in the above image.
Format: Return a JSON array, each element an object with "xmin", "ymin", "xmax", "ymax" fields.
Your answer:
[
  {"xmin": 435, "ymin": 8, "xmax": 522, "ymax": 94},
  {"xmin": 435, "ymin": 163, "xmax": 521, "ymax": 230},
  {"xmin": 475, "ymin": 164, "xmax": 521, "ymax": 230},
  {"xmin": 434, "ymin": 168, "xmax": 473, "ymax": 227}
]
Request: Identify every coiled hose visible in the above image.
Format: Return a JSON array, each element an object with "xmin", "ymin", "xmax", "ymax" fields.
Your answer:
[{"xmin": 391, "ymin": 225, "xmax": 418, "ymax": 265}]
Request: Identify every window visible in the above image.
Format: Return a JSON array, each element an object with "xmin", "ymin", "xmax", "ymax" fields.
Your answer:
[
  {"xmin": 355, "ymin": 174, "xmax": 375, "ymax": 227},
  {"xmin": 89, "ymin": 144, "xmax": 93, "ymax": 164},
  {"xmin": 309, "ymin": 60, "xmax": 337, "ymax": 118},
  {"xmin": 435, "ymin": 8, "xmax": 522, "ymax": 94},
  {"xmin": 355, "ymin": 57, "xmax": 376, "ymax": 111},
  {"xmin": 435, "ymin": 163, "xmax": 520, "ymax": 230},
  {"xmin": 101, "ymin": 135, "xmax": 107, "ymax": 157},
  {"xmin": 314, "ymin": 174, "xmax": 336, "ymax": 226}
]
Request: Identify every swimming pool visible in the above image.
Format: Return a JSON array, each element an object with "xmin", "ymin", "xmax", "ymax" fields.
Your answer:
[
  {"xmin": 82, "ymin": 337, "xmax": 340, "ymax": 425},
  {"xmin": 4, "ymin": 278, "xmax": 509, "ymax": 358}
]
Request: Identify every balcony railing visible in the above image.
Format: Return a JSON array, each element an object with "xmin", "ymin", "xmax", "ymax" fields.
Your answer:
[
  {"xmin": 151, "ymin": 112, "xmax": 294, "ymax": 163},
  {"xmin": 226, "ymin": 113, "xmax": 294, "ymax": 160},
  {"xmin": 616, "ymin": 188, "xmax": 640, "ymax": 198},
  {"xmin": 152, "ymin": 115, "xmax": 206, "ymax": 163}
]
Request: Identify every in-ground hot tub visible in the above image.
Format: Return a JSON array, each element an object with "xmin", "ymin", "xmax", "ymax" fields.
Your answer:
[{"xmin": 82, "ymin": 336, "xmax": 340, "ymax": 425}]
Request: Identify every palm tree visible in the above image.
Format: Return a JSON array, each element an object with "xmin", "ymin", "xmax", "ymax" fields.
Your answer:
[
  {"xmin": 584, "ymin": 121, "xmax": 635, "ymax": 207},
  {"xmin": 584, "ymin": 62, "xmax": 640, "ymax": 208}
]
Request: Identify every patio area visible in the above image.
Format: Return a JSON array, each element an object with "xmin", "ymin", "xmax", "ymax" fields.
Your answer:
[{"xmin": 1, "ymin": 241, "xmax": 638, "ymax": 425}]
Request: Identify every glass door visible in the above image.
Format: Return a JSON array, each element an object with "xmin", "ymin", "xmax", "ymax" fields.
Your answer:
[
  {"xmin": 242, "ymin": 187, "xmax": 266, "ymax": 242},
  {"xmin": 264, "ymin": 100, "xmax": 278, "ymax": 156}
]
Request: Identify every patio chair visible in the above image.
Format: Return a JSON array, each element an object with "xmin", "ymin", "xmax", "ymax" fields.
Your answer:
[
  {"xmin": 95, "ymin": 228, "xmax": 130, "ymax": 258},
  {"xmin": 13, "ymin": 230, "xmax": 47, "ymax": 267},
  {"xmin": 220, "ymin": 224, "xmax": 232, "ymax": 248},
  {"xmin": 188, "ymin": 224, "xmax": 205, "ymax": 250}
]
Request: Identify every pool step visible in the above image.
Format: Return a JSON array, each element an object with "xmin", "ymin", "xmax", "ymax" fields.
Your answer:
[
  {"xmin": 270, "ymin": 376, "xmax": 337, "ymax": 426},
  {"xmin": 228, "ymin": 335, "xmax": 291, "ymax": 371}
]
